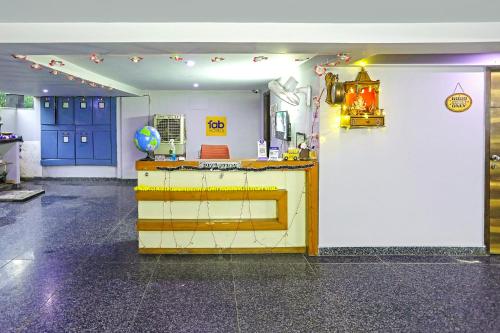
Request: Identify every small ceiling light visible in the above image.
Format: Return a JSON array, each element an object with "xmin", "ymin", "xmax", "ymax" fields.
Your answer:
[
  {"xmin": 186, "ymin": 60, "xmax": 196, "ymax": 67},
  {"xmin": 80, "ymin": 79, "xmax": 87, "ymax": 84},
  {"xmin": 107, "ymin": 87, "xmax": 114, "ymax": 91},
  {"xmin": 30, "ymin": 63, "xmax": 43, "ymax": 70},
  {"xmin": 67, "ymin": 75, "xmax": 76, "ymax": 81},
  {"xmin": 49, "ymin": 59, "xmax": 64, "ymax": 67},
  {"xmin": 12, "ymin": 54, "xmax": 27, "ymax": 60},
  {"xmin": 193, "ymin": 83, "xmax": 199, "ymax": 88},
  {"xmin": 169, "ymin": 55, "xmax": 184, "ymax": 62},
  {"xmin": 253, "ymin": 56, "xmax": 269, "ymax": 62},
  {"xmin": 50, "ymin": 70, "xmax": 59, "ymax": 75},
  {"xmin": 42, "ymin": 89, "xmax": 49, "ymax": 93},
  {"xmin": 89, "ymin": 53, "xmax": 104, "ymax": 64},
  {"xmin": 130, "ymin": 56, "xmax": 143, "ymax": 63},
  {"xmin": 211, "ymin": 56, "xmax": 225, "ymax": 63}
]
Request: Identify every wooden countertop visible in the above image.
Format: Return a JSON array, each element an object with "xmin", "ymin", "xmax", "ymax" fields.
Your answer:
[{"xmin": 136, "ymin": 159, "xmax": 317, "ymax": 171}]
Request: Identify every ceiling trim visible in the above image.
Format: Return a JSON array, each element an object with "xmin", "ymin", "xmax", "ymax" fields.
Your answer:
[
  {"xmin": 1, "ymin": 22, "xmax": 500, "ymax": 44},
  {"xmin": 26, "ymin": 55, "xmax": 144, "ymax": 96}
]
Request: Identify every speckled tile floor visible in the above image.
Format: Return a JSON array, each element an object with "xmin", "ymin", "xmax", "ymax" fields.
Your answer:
[{"xmin": 0, "ymin": 180, "xmax": 499, "ymax": 332}]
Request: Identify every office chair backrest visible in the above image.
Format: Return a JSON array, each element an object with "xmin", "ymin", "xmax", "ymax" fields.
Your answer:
[{"xmin": 200, "ymin": 144, "xmax": 230, "ymax": 159}]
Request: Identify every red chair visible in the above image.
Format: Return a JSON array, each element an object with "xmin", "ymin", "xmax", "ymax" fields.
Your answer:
[{"xmin": 200, "ymin": 145, "xmax": 230, "ymax": 159}]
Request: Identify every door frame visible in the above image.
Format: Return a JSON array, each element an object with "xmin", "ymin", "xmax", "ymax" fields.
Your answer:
[{"xmin": 485, "ymin": 68, "xmax": 491, "ymax": 252}]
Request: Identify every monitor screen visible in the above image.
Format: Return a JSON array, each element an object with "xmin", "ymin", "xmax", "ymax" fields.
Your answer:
[{"xmin": 275, "ymin": 111, "xmax": 291, "ymax": 141}]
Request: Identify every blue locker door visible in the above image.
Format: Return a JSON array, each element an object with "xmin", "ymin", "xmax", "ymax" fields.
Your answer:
[
  {"xmin": 57, "ymin": 131, "xmax": 75, "ymax": 159},
  {"xmin": 75, "ymin": 129, "xmax": 93, "ymax": 159},
  {"xmin": 93, "ymin": 130, "xmax": 111, "ymax": 160},
  {"xmin": 41, "ymin": 130, "xmax": 58, "ymax": 159},
  {"xmin": 74, "ymin": 97, "xmax": 92, "ymax": 125},
  {"xmin": 40, "ymin": 97, "xmax": 55, "ymax": 125},
  {"xmin": 92, "ymin": 97, "xmax": 110, "ymax": 125},
  {"xmin": 56, "ymin": 97, "xmax": 74, "ymax": 124}
]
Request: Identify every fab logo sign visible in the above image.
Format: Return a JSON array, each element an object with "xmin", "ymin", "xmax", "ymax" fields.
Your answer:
[{"xmin": 206, "ymin": 116, "xmax": 227, "ymax": 136}]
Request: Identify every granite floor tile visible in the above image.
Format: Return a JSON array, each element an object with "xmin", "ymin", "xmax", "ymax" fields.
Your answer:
[
  {"xmin": 19, "ymin": 261, "xmax": 156, "ymax": 332},
  {"xmin": 453, "ymin": 255, "xmax": 500, "ymax": 265},
  {"xmin": 0, "ymin": 258, "xmax": 80, "ymax": 331},
  {"xmin": 388, "ymin": 263, "xmax": 500, "ymax": 332},
  {"xmin": 159, "ymin": 254, "xmax": 231, "ymax": 264},
  {"xmin": 306, "ymin": 255, "xmax": 382, "ymax": 264},
  {"xmin": 129, "ymin": 263, "xmax": 237, "ymax": 333},
  {"xmin": 230, "ymin": 253, "xmax": 307, "ymax": 264},
  {"xmin": 378, "ymin": 255, "xmax": 457, "ymax": 263}
]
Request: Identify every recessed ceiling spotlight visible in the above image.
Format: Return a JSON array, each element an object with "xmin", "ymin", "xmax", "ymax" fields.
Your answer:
[
  {"xmin": 80, "ymin": 79, "xmax": 87, "ymax": 84},
  {"xmin": 107, "ymin": 87, "xmax": 114, "ymax": 91},
  {"xmin": 30, "ymin": 63, "xmax": 43, "ymax": 70},
  {"xmin": 42, "ymin": 89, "xmax": 49, "ymax": 93},
  {"xmin": 186, "ymin": 60, "xmax": 196, "ymax": 67},
  {"xmin": 50, "ymin": 70, "xmax": 59, "ymax": 75},
  {"xmin": 12, "ymin": 54, "xmax": 27, "ymax": 60},
  {"xmin": 89, "ymin": 53, "xmax": 104, "ymax": 64},
  {"xmin": 193, "ymin": 83, "xmax": 199, "ymax": 88},
  {"xmin": 130, "ymin": 56, "xmax": 143, "ymax": 63},
  {"xmin": 67, "ymin": 75, "xmax": 76, "ymax": 81}
]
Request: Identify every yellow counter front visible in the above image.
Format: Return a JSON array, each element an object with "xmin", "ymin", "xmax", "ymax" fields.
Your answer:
[{"xmin": 135, "ymin": 160, "xmax": 318, "ymax": 255}]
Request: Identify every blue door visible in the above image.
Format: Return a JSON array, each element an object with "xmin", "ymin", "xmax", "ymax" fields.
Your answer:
[
  {"xmin": 93, "ymin": 97, "xmax": 110, "ymax": 125},
  {"xmin": 74, "ymin": 97, "xmax": 92, "ymax": 125},
  {"xmin": 75, "ymin": 128, "xmax": 93, "ymax": 159},
  {"xmin": 56, "ymin": 97, "xmax": 74, "ymax": 124},
  {"xmin": 93, "ymin": 130, "xmax": 111, "ymax": 160},
  {"xmin": 40, "ymin": 97, "xmax": 55, "ymax": 125},
  {"xmin": 41, "ymin": 130, "xmax": 58, "ymax": 159},
  {"xmin": 57, "ymin": 131, "xmax": 75, "ymax": 159}
]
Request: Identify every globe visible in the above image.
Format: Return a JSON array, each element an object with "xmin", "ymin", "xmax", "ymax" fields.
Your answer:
[{"xmin": 134, "ymin": 126, "xmax": 161, "ymax": 153}]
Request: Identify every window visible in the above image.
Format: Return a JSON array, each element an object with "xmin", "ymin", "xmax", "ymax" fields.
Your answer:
[{"xmin": 0, "ymin": 92, "xmax": 34, "ymax": 109}]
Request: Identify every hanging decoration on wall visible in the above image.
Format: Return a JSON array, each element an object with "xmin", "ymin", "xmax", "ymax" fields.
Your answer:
[
  {"xmin": 445, "ymin": 83, "xmax": 472, "ymax": 113},
  {"xmin": 48, "ymin": 59, "xmax": 64, "ymax": 67},
  {"xmin": 49, "ymin": 70, "xmax": 59, "ymax": 75},
  {"xmin": 340, "ymin": 67, "xmax": 384, "ymax": 128},
  {"xmin": 314, "ymin": 65, "xmax": 327, "ymax": 77},
  {"xmin": 211, "ymin": 56, "xmax": 225, "ymax": 62},
  {"xmin": 325, "ymin": 67, "xmax": 385, "ymax": 128},
  {"xmin": 253, "ymin": 56, "xmax": 268, "ymax": 62},
  {"xmin": 89, "ymin": 53, "xmax": 104, "ymax": 64}
]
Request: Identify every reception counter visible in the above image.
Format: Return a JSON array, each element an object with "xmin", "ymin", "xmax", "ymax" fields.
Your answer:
[{"xmin": 135, "ymin": 159, "xmax": 318, "ymax": 255}]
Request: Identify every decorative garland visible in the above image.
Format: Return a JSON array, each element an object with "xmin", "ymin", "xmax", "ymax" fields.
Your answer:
[
  {"xmin": 134, "ymin": 185, "xmax": 278, "ymax": 192},
  {"xmin": 155, "ymin": 163, "xmax": 315, "ymax": 172}
]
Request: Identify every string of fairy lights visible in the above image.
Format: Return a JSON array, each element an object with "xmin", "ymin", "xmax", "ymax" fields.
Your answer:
[{"xmin": 137, "ymin": 168, "xmax": 307, "ymax": 252}]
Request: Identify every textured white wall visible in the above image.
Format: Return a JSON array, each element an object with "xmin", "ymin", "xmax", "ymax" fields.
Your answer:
[{"xmin": 318, "ymin": 66, "xmax": 485, "ymax": 247}]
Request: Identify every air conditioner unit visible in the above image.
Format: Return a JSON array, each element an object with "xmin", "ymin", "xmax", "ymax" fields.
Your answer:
[{"xmin": 153, "ymin": 114, "xmax": 186, "ymax": 156}]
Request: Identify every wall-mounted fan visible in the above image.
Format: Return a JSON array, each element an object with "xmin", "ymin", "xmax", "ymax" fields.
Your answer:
[{"xmin": 268, "ymin": 77, "xmax": 311, "ymax": 107}]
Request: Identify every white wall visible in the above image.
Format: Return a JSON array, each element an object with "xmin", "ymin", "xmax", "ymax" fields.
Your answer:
[
  {"xmin": 120, "ymin": 90, "xmax": 262, "ymax": 179},
  {"xmin": 0, "ymin": 107, "xmax": 18, "ymax": 133},
  {"xmin": 318, "ymin": 66, "xmax": 485, "ymax": 247}
]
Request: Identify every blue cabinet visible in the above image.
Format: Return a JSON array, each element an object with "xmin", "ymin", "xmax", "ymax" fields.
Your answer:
[
  {"xmin": 57, "ymin": 130, "xmax": 75, "ymax": 159},
  {"xmin": 56, "ymin": 97, "xmax": 74, "ymax": 125},
  {"xmin": 75, "ymin": 127, "xmax": 93, "ymax": 159},
  {"xmin": 41, "ymin": 96, "xmax": 116, "ymax": 167},
  {"xmin": 75, "ymin": 97, "xmax": 92, "ymax": 125},
  {"xmin": 93, "ymin": 130, "xmax": 111, "ymax": 160},
  {"xmin": 40, "ymin": 97, "xmax": 55, "ymax": 125},
  {"xmin": 93, "ymin": 97, "xmax": 110, "ymax": 125},
  {"xmin": 41, "ymin": 131, "xmax": 57, "ymax": 159}
]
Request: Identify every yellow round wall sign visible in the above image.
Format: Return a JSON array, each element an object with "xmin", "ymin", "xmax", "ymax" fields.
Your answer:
[{"xmin": 445, "ymin": 93, "xmax": 472, "ymax": 112}]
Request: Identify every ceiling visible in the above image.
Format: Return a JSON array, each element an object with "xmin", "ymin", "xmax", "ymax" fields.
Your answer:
[
  {"xmin": 1, "ymin": 42, "xmax": 500, "ymax": 97},
  {"xmin": 1, "ymin": 0, "xmax": 499, "ymax": 23},
  {"xmin": 59, "ymin": 54, "xmax": 313, "ymax": 91}
]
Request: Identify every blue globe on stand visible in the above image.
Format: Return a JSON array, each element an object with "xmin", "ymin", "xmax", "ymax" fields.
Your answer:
[{"xmin": 134, "ymin": 126, "xmax": 161, "ymax": 159}]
